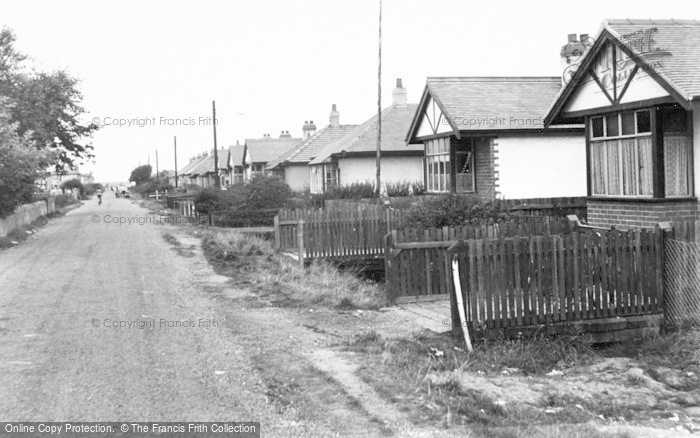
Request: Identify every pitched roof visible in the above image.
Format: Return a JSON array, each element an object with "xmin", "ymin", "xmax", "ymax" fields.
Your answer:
[
  {"xmin": 265, "ymin": 125, "xmax": 358, "ymax": 170},
  {"xmin": 606, "ymin": 19, "xmax": 700, "ymax": 99},
  {"xmin": 188, "ymin": 150, "xmax": 229, "ymax": 176},
  {"xmin": 245, "ymin": 137, "xmax": 301, "ymax": 164},
  {"xmin": 545, "ymin": 19, "xmax": 700, "ymax": 125},
  {"xmin": 434, "ymin": 77, "xmax": 568, "ymax": 132},
  {"xmin": 229, "ymin": 143, "xmax": 245, "ymax": 168},
  {"xmin": 309, "ymin": 104, "xmax": 422, "ymax": 165},
  {"xmin": 178, "ymin": 155, "xmax": 208, "ymax": 176}
]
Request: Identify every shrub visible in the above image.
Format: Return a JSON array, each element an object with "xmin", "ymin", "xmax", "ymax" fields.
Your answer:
[
  {"xmin": 384, "ymin": 180, "xmax": 424, "ymax": 197},
  {"xmin": 53, "ymin": 194, "xmax": 78, "ymax": 209},
  {"xmin": 83, "ymin": 183, "xmax": 104, "ymax": 196},
  {"xmin": 245, "ymin": 174, "xmax": 293, "ymax": 210},
  {"xmin": 194, "ymin": 188, "xmax": 232, "ymax": 214},
  {"xmin": 60, "ymin": 178, "xmax": 85, "ymax": 198},
  {"xmin": 400, "ymin": 194, "xmax": 516, "ymax": 229}
]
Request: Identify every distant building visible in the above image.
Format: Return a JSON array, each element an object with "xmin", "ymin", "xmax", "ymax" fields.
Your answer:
[
  {"xmin": 309, "ymin": 79, "xmax": 424, "ymax": 193},
  {"xmin": 38, "ymin": 166, "xmax": 95, "ymax": 194},
  {"xmin": 243, "ymin": 132, "xmax": 301, "ymax": 182},
  {"xmin": 266, "ymin": 106, "xmax": 358, "ymax": 191}
]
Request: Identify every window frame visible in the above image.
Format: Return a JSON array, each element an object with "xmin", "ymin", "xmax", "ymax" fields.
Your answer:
[{"xmin": 424, "ymin": 137, "xmax": 451, "ymax": 193}]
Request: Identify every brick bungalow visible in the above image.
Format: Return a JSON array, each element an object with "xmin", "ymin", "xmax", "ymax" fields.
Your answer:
[
  {"xmin": 545, "ymin": 19, "xmax": 700, "ymax": 228},
  {"xmin": 405, "ymin": 77, "xmax": 586, "ymax": 199}
]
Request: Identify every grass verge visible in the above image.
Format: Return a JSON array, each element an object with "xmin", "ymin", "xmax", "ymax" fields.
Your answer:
[
  {"xmin": 198, "ymin": 228, "xmax": 386, "ymax": 309},
  {"xmin": 342, "ymin": 329, "xmax": 700, "ymax": 435}
]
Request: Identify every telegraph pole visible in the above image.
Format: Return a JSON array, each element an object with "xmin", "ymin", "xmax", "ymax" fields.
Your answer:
[
  {"xmin": 155, "ymin": 150, "xmax": 159, "ymax": 185},
  {"xmin": 174, "ymin": 136, "xmax": 178, "ymax": 188},
  {"xmin": 212, "ymin": 100, "xmax": 219, "ymax": 188},
  {"xmin": 375, "ymin": 0, "xmax": 382, "ymax": 198}
]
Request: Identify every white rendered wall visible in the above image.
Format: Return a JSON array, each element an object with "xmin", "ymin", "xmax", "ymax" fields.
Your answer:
[
  {"xmin": 284, "ymin": 164, "xmax": 310, "ymax": 191},
  {"xmin": 338, "ymin": 156, "xmax": 423, "ymax": 187},
  {"xmin": 495, "ymin": 134, "xmax": 586, "ymax": 199}
]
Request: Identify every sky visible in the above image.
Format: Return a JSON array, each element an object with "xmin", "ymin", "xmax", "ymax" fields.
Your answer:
[{"xmin": 2, "ymin": 0, "xmax": 699, "ymax": 183}]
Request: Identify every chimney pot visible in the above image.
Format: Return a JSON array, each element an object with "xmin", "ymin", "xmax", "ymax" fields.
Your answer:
[
  {"xmin": 329, "ymin": 105, "xmax": 340, "ymax": 128},
  {"xmin": 392, "ymin": 78, "xmax": 408, "ymax": 106},
  {"xmin": 567, "ymin": 33, "xmax": 577, "ymax": 43}
]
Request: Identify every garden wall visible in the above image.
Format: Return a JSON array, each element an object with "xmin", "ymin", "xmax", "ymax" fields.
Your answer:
[{"xmin": 0, "ymin": 198, "xmax": 55, "ymax": 238}]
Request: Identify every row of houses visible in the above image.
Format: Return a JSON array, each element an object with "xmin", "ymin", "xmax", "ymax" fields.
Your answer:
[{"xmin": 178, "ymin": 18, "xmax": 700, "ymax": 228}]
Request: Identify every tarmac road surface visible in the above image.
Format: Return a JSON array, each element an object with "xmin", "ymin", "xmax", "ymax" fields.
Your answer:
[{"xmin": 0, "ymin": 197, "xmax": 320, "ymax": 435}]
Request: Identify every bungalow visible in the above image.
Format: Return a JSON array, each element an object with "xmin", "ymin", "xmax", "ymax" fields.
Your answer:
[
  {"xmin": 178, "ymin": 149, "xmax": 229, "ymax": 188},
  {"xmin": 405, "ymin": 77, "xmax": 586, "ymax": 198},
  {"xmin": 265, "ymin": 106, "xmax": 359, "ymax": 191},
  {"xmin": 243, "ymin": 132, "xmax": 301, "ymax": 182},
  {"xmin": 177, "ymin": 154, "xmax": 207, "ymax": 187},
  {"xmin": 308, "ymin": 79, "xmax": 424, "ymax": 192},
  {"xmin": 545, "ymin": 19, "xmax": 700, "ymax": 228},
  {"xmin": 227, "ymin": 141, "xmax": 245, "ymax": 185}
]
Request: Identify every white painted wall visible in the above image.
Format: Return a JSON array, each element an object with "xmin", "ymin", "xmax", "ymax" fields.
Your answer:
[
  {"xmin": 495, "ymin": 134, "xmax": 586, "ymax": 199},
  {"xmin": 284, "ymin": 164, "xmax": 310, "ymax": 191},
  {"xmin": 693, "ymin": 101, "xmax": 700, "ymax": 198},
  {"xmin": 338, "ymin": 156, "xmax": 423, "ymax": 187}
]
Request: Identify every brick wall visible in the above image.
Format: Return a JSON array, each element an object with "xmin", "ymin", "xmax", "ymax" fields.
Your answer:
[
  {"xmin": 587, "ymin": 200, "xmax": 700, "ymax": 229},
  {"xmin": 475, "ymin": 137, "xmax": 497, "ymax": 198}
]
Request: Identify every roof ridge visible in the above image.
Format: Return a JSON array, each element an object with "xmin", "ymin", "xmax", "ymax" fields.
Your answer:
[
  {"xmin": 427, "ymin": 76, "xmax": 561, "ymax": 82},
  {"xmin": 605, "ymin": 18, "xmax": 700, "ymax": 26}
]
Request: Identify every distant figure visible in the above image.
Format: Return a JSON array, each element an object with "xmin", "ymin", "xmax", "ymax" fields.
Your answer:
[{"xmin": 96, "ymin": 188, "xmax": 103, "ymax": 205}]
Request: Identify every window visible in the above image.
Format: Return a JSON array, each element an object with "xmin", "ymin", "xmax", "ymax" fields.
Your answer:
[
  {"xmin": 455, "ymin": 139, "xmax": 475, "ymax": 193},
  {"xmin": 425, "ymin": 137, "xmax": 450, "ymax": 192},
  {"xmin": 324, "ymin": 164, "xmax": 338, "ymax": 190},
  {"xmin": 662, "ymin": 108, "xmax": 691, "ymax": 197},
  {"xmin": 590, "ymin": 110, "xmax": 653, "ymax": 197}
]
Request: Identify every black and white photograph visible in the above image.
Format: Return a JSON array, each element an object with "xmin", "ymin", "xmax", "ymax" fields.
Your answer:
[{"xmin": 1, "ymin": 1, "xmax": 700, "ymax": 437}]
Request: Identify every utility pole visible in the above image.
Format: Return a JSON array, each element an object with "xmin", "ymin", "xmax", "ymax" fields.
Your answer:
[
  {"xmin": 174, "ymin": 136, "xmax": 178, "ymax": 188},
  {"xmin": 212, "ymin": 100, "xmax": 219, "ymax": 189},
  {"xmin": 375, "ymin": 0, "xmax": 382, "ymax": 198},
  {"xmin": 155, "ymin": 150, "xmax": 159, "ymax": 185}
]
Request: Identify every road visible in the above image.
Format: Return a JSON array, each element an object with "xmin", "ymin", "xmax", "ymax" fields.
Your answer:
[{"xmin": 0, "ymin": 196, "xmax": 332, "ymax": 435}]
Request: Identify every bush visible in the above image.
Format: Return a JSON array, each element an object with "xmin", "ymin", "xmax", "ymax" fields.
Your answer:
[
  {"xmin": 83, "ymin": 183, "xmax": 104, "ymax": 196},
  {"xmin": 194, "ymin": 176, "xmax": 294, "ymax": 215},
  {"xmin": 245, "ymin": 174, "xmax": 293, "ymax": 210},
  {"xmin": 400, "ymin": 194, "xmax": 516, "ymax": 229},
  {"xmin": 194, "ymin": 188, "xmax": 232, "ymax": 214},
  {"xmin": 53, "ymin": 194, "xmax": 78, "ymax": 209},
  {"xmin": 384, "ymin": 180, "xmax": 424, "ymax": 197},
  {"xmin": 60, "ymin": 178, "xmax": 85, "ymax": 198}
]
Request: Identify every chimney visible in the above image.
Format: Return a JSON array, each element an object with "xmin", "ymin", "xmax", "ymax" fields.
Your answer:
[
  {"xmin": 302, "ymin": 120, "xmax": 317, "ymax": 139},
  {"xmin": 329, "ymin": 104, "xmax": 340, "ymax": 128},
  {"xmin": 280, "ymin": 130, "xmax": 291, "ymax": 139},
  {"xmin": 560, "ymin": 33, "xmax": 586, "ymax": 86},
  {"xmin": 392, "ymin": 78, "xmax": 407, "ymax": 106}
]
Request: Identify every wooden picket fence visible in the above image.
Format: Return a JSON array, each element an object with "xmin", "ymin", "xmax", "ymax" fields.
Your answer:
[
  {"xmin": 275, "ymin": 205, "xmax": 404, "ymax": 261},
  {"xmin": 383, "ymin": 218, "xmax": 574, "ymax": 303}
]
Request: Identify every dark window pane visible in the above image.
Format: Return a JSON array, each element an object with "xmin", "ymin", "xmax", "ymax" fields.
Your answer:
[
  {"xmin": 606, "ymin": 114, "xmax": 619, "ymax": 137},
  {"xmin": 662, "ymin": 108, "xmax": 687, "ymax": 133},
  {"xmin": 621, "ymin": 111, "xmax": 635, "ymax": 135},
  {"xmin": 637, "ymin": 111, "xmax": 651, "ymax": 133},
  {"xmin": 592, "ymin": 117, "xmax": 604, "ymax": 138}
]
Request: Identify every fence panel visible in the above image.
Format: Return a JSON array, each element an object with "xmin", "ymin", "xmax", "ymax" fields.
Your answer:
[{"xmin": 664, "ymin": 238, "xmax": 700, "ymax": 328}]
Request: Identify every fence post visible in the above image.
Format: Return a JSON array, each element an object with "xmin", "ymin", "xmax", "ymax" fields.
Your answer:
[
  {"xmin": 274, "ymin": 215, "xmax": 280, "ymax": 251},
  {"xmin": 297, "ymin": 219, "xmax": 305, "ymax": 269},
  {"xmin": 384, "ymin": 233, "xmax": 393, "ymax": 303}
]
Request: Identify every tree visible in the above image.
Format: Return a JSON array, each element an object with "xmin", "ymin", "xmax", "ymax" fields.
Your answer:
[
  {"xmin": 0, "ymin": 27, "xmax": 98, "ymax": 170},
  {"xmin": 0, "ymin": 107, "xmax": 55, "ymax": 217},
  {"xmin": 129, "ymin": 164, "xmax": 152, "ymax": 185},
  {"xmin": 60, "ymin": 178, "xmax": 84, "ymax": 195}
]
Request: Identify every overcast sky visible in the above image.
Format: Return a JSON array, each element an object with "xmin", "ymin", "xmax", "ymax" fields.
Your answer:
[{"xmin": 3, "ymin": 0, "xmax": 699, "ymax": 182}]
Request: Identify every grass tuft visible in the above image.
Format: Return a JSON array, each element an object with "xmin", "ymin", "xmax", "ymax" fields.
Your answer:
[{"xmin": 199, "ymin": 228, "xmax": 386, "ymax": 309}]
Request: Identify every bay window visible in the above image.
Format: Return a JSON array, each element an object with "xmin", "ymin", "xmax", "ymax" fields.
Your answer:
[
  {"xmin": 589, "ymin": 107, "xmax": 691, "ymax": 198},
  {"xmin": 425, "ymin": 137, "xmax": 450, "ymax": 192}
]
